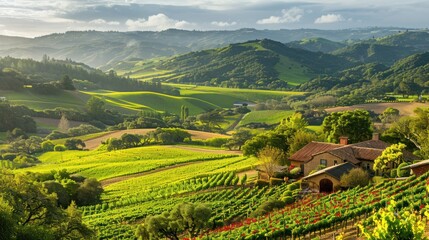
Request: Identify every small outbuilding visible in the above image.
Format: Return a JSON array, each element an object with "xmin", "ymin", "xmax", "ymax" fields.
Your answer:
[
  {"xmin": 401, "ymin": 159, "xmax": 429, "ymax": 177},
  {"xmin": 302, "ymin": 162, "xmax": 357, "ymax": 193}
]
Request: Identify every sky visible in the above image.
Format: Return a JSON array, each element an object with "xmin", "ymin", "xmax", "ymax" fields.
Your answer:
[{"xmin": 0, "ymin": 0, "xmax": 428, "ymax": 37}]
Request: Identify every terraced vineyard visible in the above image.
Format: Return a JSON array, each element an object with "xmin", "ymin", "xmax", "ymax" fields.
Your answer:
[{"xmin": 203, "ymin": 172, "xmax": 429, "ymax": 239}]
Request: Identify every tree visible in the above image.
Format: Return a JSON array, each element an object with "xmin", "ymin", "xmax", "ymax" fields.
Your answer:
[
  {"xmin": 287, "ymin": 130, "xmax": 317, "ymax": 157},
  {"xmin": 86, "ymin": 97, "xmax": 105, "ymax": 116},
  {"xmin": 0, "ymin": 197, "xmax": 16, "ymax": 240},
  {"xmin": 380, "ymin": 107, "xmax": 400, "ymax": 124},
  {"xmin": 106, "ymin": 138, "xmax": 123, "ymax": 151},
  {"xmin": 58, "ymin": 114, "xmax": 70, "ymax": 133},
  {"xmin": 225, "ymin": 129, "xmax": 253, "ymax": 150},
  {"xmin": 9, "ymin": 136, "xmax": 43, "ymax": 154},
  {"xmin": 322, "ymin": 109, "xmax": 373, "ymax": 144},
  {"xmin": 121, "ymin": 133, "xmax": 141, "ymax": 148},
  {"xmin": 41, "ymin": 140, "xmax": 55, "ymax": 152},
  {"xmin": 137, "ymin": 202, "xmax": 211, "ymax": 240},
  {"xmin": 391, "ymin": 108, "xmax": 429, "ymax": 158},
  {"xmin": 64, "ymin": 139, "xmax": 86, "ymax": 150},
  {"xmin": 74, "ymin": 178, "xmax": 103, "ymax": 206},
  {"xmin": 242, "ymin": 131, "xmax": 289, "ymax": 156},
  {"xmin": 340, "ymin": 168, "xmax": 370, "ymax": 188},
  {"xmin": 373, "ymin": 143, "xmax": 407, "ymax": 176},
  {"xmin": 257, "ymin": 146, "xmax": 287, "ymax": 178},
  {"xmin": 180, "ymin": 105, "xmax": 189, "ymax": 122},
  {"xmin": 61, "ymin": 75, "xmax": 75, "ymax": 90},
  {"xmin": 198, "ymin": 110, "xmax": 225, "ymax": 131}
]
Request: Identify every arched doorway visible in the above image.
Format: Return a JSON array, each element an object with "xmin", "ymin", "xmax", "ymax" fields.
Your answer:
[{"xmin": 319, "ymin": 178, "xmax": 333, "ymax": 193}]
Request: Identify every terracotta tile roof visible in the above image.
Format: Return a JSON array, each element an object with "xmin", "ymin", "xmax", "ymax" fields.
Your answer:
[
  {"xmin": 351, "ymin": 140, "xmax": 391, "ymax": 149},
  {"xmin": 289, "ymin": 139, "xmax": 418, "ymax": 164},
  {"xmin": 288, "ymin": 141, "xmax": 342, "ymax": 163},
  {"xmin": 303, "ymin": 162, "xmax": 358, "ymax": 181}
]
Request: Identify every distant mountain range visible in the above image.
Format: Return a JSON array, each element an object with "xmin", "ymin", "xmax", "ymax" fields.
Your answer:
[{"xmin": 0, "ymin": 28, "xmax": 414, "ymax": 68}]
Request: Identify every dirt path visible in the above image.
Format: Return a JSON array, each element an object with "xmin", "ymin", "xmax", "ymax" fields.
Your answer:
[
  {"xmin": 84, "ymin": 129, "xmax": 230, "ymax": 150},
  {"xmin": 225, "ymin": 114, "xmax": 245, "ymax": 132},
  {"xmin": 325, "ymin": 102, "xmax": 429, "ymax": 116}
]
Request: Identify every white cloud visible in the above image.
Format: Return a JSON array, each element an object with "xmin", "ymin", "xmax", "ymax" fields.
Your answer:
[
  {"xmin": 125, "ymin": 13, "xmax": 193, "ymax": 31},
  {"xmin": 314, "ymin": 14, "xmax": 344, "ymax": 24},
  {"xmin": 257, "ymin": 7, "xmax": 304, "ymax": 24},
  {"xmin": 211, "ymin": 21, "xmax": 237, "ymax": 27},
  {"xmin": 89, "ymin": 19, "xmax": 120, "ymax": 25}
]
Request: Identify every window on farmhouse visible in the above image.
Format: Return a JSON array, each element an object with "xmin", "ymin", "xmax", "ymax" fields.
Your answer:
[{"xmin": 320, "ymin": 159, "xmax": 327, "ymax": 167}]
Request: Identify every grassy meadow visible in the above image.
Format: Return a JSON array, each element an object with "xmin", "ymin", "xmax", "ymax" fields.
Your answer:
[{"xmin": 238, "ymin": 110, "xmax": 295, "ymax": 126}]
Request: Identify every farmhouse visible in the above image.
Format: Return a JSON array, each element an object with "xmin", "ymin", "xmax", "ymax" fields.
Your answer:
[
  {"xmin": 289, "ymin": 133, "xmax": 417, "ymax": 176},
  {"xmin": 302, "ymin": 162, "xmax": 357, "ymax": 193}
]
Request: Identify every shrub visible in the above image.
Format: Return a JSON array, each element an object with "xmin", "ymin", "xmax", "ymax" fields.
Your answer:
[
  {"xmin": 397, "ymin": 162, "xmax": 410, "ymax": 177},
  {"xmin": 41, "ymin": 140, "xmax": 55, "ymax": 152},
  {"xmin": 204, "ymin": 138, "xmax": 228, "ymax": 147},
  {"xmin": 287, "ymin": 182, "xmax": 301, "ymax": 191},
  {"xmin": 54, "ymin": 144, "xmax": 66, "ymax": 152},
  {"xmin": 251, "ymin": 199, "xmax": 285, "ymax": 217},
  {"xmin": 390, "ymin": 169, "xmax": 397, "ymax": 178},
  {"xmin": 289, "ymin": 167, "xmax": 301, "ymax": 176},
  {"xmin": 280, "ymin": 196, "xmax": 294, "ymax": 204},
  {"xmin": 340, "ymin": 168, "xmax": 370, "ymax": 188}
]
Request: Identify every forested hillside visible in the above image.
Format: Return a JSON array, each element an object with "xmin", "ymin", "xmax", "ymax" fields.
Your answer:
[
  {"xmin": 0, "ymin": 57, "xmax": 174, "ymax": 93},
  {"xmin": 0, "ymin": 28, "xmax": 410, "ymax": 67},
  {"xmin": 112, "ymin": 39, "xmax": 352, "ymax": 89}
]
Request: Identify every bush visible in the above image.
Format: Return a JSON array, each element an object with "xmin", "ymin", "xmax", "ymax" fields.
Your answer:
[
  {"xmin": 54, "ymin": 144, "xmax": 66, "ymax": 152},
  {"xmin": 280, "ymin": 196, "xmax": 294, "ymax": 204},
  {"xmin": 41, "ymin": 140, "xmax": 55, "ymax": 152},
  {"xmin": 397, "ymin": 162, "xmax": 410, "ymax": 177},
  {"xmin": 289, "ymin": 167, "xmax": 301, "ymax": 176},
  {"xmin": 340, "ymin": 168, "xmax": 370, "ymax": 188},
  {"xmin": 390, "ymin": 169, "xmax": 397, "ymax": 178},
  {"xmin": 204, "ymin": 138, "xmax": 228, "ymax": 147},
  {"xmin": 251, "ymin": 199, "xmax": 285, "ymax": 217},
  {"xmin": 269, "ymin": 177, "xmax": 284, "ymax": 186},
  {"xmin": 287, "ymin": 182, "xmax": 301, "ymax": 191}
]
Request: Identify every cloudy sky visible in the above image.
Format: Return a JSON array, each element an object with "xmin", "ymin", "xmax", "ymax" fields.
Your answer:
[{"xmin": 0, "ymin": 0, "xmax": 428, "ymax": 37}]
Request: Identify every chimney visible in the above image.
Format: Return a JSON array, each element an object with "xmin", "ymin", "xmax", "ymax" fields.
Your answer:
[
  {"xmin": 339, "ymin": 136, "xmax": 348, "ymax": 145},
  {"xmin": 372, "ymin": 133, "xmax": 380, "ymax": 141}
]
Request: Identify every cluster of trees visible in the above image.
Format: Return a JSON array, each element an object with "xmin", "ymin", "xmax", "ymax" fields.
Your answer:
[
  {"xmin": 0, "ymin": 56, "xmax": 178, "ymax": 93},
  {"xmin": 0, "ymin": 103, "xmax": 36, "ymax": 133},
  {"xmin": 136, "ymin": 202, "xmax": 211, "ymax": 240},
  {"xmin": 0, "ymin": 170, "xmax": 95, "ymax": 240},
  {"xmin": 104, "ymin": 128, "xmax": 192, "ymax": 151}
]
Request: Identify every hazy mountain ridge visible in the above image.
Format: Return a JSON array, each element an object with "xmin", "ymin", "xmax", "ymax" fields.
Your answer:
[{"xmin": 0, "ymin": 28, "xmax": 411, "ymax": 68}]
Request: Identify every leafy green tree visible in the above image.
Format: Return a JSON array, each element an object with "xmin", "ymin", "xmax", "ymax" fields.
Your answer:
[
  {"xmin": 64, "ymin": 139, "xmax": 86, "ymax": 150},
  {"xmin": 225, "ymin": 129, "xmax": 253, "ymax": 150},
  {"xmin": 380, "ymin": 107, "xmax": 400, "ymax": 124},
  {"xmin": 137, "ymin": 202, "xmax": 211, "ymax": 240},
  {"xmin": 106, "ymin": 138, "xmax": 123, "ymax": 151},
  {"xmin": 198, "ymin": 110, "xmax": 225, "ymax": 131},
  {"xmin": 0, "ymin": 197, "xmax": 16, "ymax": 240},
  {"xmin": 74, "ymin": 178, "xmax": 103, "ymax": 206},
  {"xmin": 180, "ymin": 105, "xmax": 189, "ymax": 122},
  {"xmin": 121, "ymin": 133, "xmax": 141, "ymax": 148},
  {"xmin": 86, "ymin": 97, "xmax": 105, "ymax": 116},
  {"xmin": 54, "ymin": 144, "xmax": 67, "ymax": 152},
  {"xmin": 242, "ymin": 131, "xmax": 289, "ymax": 156},
  {"xmin": 258, "ymin": 146, "xmax": 288, "ymax": 178},
  {"xmin": 287, "ymin": 130, "xmax": 317, "ymax": 157},
  {"xmin": 340, "ymin": 168, "xmax": 370, "ymax": 188},
  {"xmin": 9, "ymin": 136, "xmax": 43, "ymax": 154},
  {"xmin": 60, "ymin": 75, "xmax": 75, "ymax": 90},
  {"xmin": 41, "ymin": 140, "xmax": 55, "ymax": 152},
  {"xmin": 322, "ymin": 109, "xmax": 372, "ymax": 144},
  {"xmin": 391, "ymin": 108, "xmax": 429, "ymax": 158},
  {"xmin": 373, "ymin": 143, "xmax": 407, "ymax": 176}
]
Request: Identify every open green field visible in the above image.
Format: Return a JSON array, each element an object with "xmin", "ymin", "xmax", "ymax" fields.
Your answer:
[
  {"xmin": 22, "ymin": 146, "xmax": 239, "ymax": 180},
  {"xmin": 275, "ymin": 56, "xmax": 314, "ymax": 86},
  {"xmin": 83, "ymin": 91, "xmax": 221, "ymax": 115},
  {"xmin": 0, "ymin": 89, "xmax": 89, "ymax": 110},
  {"xmin": 238, "ymin": 110, "xmax": 295, "ymax": 126}
]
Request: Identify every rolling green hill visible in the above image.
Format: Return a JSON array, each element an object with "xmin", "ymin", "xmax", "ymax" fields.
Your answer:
[
  {"xmin": 111, "ymin": 39, "xmax": 352, "ymax": 89},
  {"xmin": 0, "ymin": 28, "xmax": 408, "ymax": 68},
  {"xmin": 332, "ymin": 31, "xmax": 429, "ymax": 66},
  {"xmin": 286, "ymin": 37, "xmax": 346, "ymax": 53}
]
